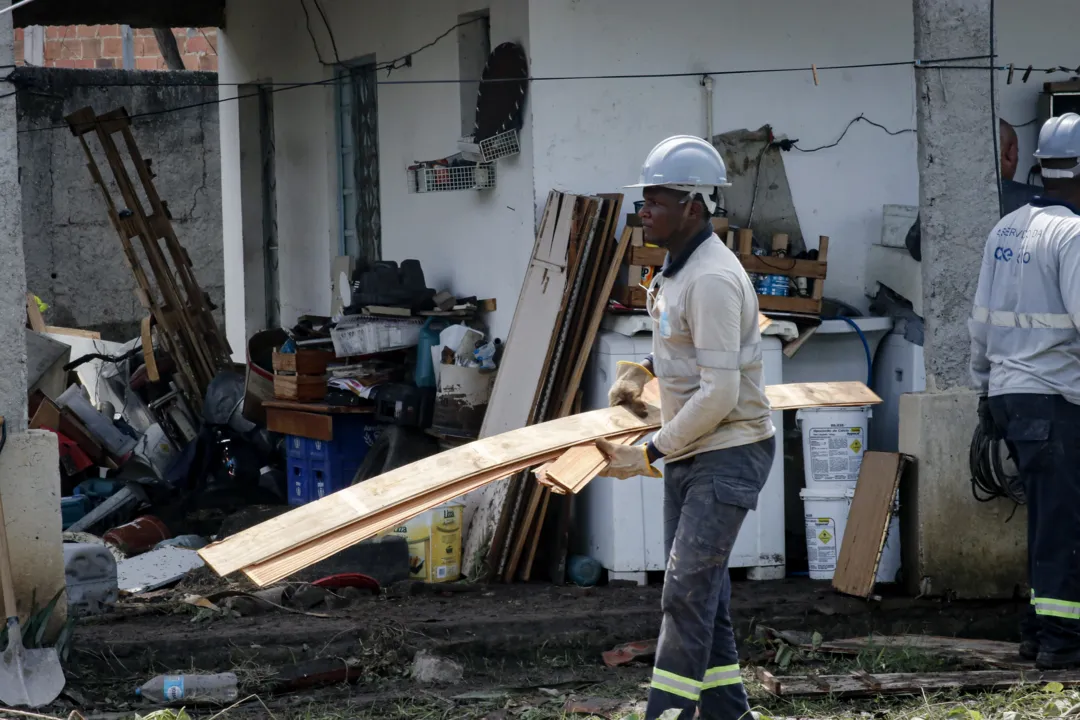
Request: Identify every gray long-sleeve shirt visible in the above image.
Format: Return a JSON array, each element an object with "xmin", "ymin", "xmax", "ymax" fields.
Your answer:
[{"xmin": 969, "ymin": 196, "xmax": 1080, "ymax": 402}]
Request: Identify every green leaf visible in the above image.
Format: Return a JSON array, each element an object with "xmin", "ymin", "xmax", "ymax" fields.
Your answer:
[
  {"xmin": 32, "ymin": 588, "xmax": 65, "ymax": 648},
  {"xmin": 776, "ymin": 644, "xmax": 793, "ymax": 670},
  {"xmin": 1046, "ymin": 681, "xmax": 1066, "ymax": 694},
  {"xmin": 811, "ymin": 631, "xmax": 823, "ymax": 651}
]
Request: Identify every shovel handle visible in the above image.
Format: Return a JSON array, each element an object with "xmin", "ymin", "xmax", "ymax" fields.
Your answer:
[{"xmin": 0, "ymin": 418, "xmax": 18, "ymax": 619}]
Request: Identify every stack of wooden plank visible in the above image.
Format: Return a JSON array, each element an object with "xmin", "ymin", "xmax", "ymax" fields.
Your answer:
[
  {"xmin": 534, "ymin": 381, "xmax": 883, "ymax": 496},
  {"xmin": 463, "ymin": 190, "xmax": 632, "ymax": 584},
  {"xmin": 196, "ymin": 378, "xmax": 881, "ymax": 587},
  {"xmin": 65, "ymin": 106, "xmax": 232, "ymax": 412},
  {"xmin": 197, "ymin": 391, "xmax": 664, "ymax": 586}
]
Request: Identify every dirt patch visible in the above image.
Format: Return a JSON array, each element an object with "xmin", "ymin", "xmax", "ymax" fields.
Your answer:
[{"xmin": 61, "ymin": 579, "xmax": 1028, "ymax": 717}]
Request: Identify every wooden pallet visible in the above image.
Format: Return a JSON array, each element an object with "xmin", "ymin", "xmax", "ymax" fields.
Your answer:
[
  {"xmin": 65, "ymin": 107, "xmax": 231, "ymax": 410},
  {"xmin": 737, "ymin": 230, "xmax": 830, "ymax": 316}
]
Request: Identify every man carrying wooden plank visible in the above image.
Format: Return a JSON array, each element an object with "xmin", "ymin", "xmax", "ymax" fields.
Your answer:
[{"xmin": 598, "ymin": 135, "xmax": 775, "ymax": 720}]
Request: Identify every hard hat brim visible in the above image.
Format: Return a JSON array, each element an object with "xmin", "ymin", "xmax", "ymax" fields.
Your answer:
[{"xmin": 623, "ymin": 181, "xmax": 732, "ymax": 189}]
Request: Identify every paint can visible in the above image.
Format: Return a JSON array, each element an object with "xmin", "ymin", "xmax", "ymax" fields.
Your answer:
[
  {"xmin": 103, "ymin": 515, "xmax": 171, "ymax": 557},
  {"xmin": 801, "ymin": 487, "xmax": 901, "ymax": 582},
  {"xmin": 795, "ymin": 406, "xmax": 873, "ymax": 486}
]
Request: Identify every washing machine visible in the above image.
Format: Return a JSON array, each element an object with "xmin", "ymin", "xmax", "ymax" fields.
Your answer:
[
  {"xmin": 575, "ymin": 329, "xmax": 786, "ymax": 584},
  {"xmin": 868, "ymin": 332, "xmax": 926, "ymax": 452}
]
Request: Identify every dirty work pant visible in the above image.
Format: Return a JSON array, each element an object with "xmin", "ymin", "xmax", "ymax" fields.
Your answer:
[
  {"xmin": 646, "ymin": 437, "xmax": 776, "ymax": 720},
  {"xmin": 989, "ymin": 394, "xmax": 1080, "ymax": 662}
]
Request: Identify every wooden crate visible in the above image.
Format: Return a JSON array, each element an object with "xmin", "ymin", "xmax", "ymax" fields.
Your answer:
[
  {"xmin": 273, "ymin": 374, "xmax": 328, "ymax": 402},
  {"xmin": 272, "ymin": 349, "xmax": 335, "ymax": 376},
  {"xmin": 737, "ymin": 230, "xmax": 830, "ymax": 316}
]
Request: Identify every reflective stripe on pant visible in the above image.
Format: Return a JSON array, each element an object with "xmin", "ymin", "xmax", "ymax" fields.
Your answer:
[
  {"xmin": 646, "ymin": 437, "xmax": 774, "ymax": 720},
  {"xmin": 990, "ymin": 394, "xmax": 1080, "ymax": 661}
]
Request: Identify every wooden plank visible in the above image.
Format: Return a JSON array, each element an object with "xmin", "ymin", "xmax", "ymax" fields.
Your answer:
[
  {"xmin": 809, "ymin": 635, "xmax": 1029, "ymax": 670},
  {"xmin": 546, "ymin": 433, "xmax": 644, "ymax": 493},
  {"xmin": 140, "ymin": 316, "xmax": 160, "ymax": 382},
  {"xmin": 521, "ymin": 488, "xmax": 550, "ymax": 582},
  {"xmin": 766, "ymin": 382, "xmax": 880, "ymax": 411},
  {"xmin": 757, "ymin": 295, "xmax": 823, "ymax": 315},
  {"xmin": 261, "ymin": 400, "xmax": 374, "ymax": 414},
  {"xmin": 43, "ymin": 326, "xmax": 102, "ymax": 340},
  {"xmin": 503, "ymin": 483, "xmax": 544, "ymax": 582},
  {"xmin": 833, "ymin": 452, "xmax": 911, "ymax": 598},
  {"xmin": 25, "ymin": 293, "xmax": 45, "ymax": 332},
  {"xmin": 265, "ymin": 409, "xmax": 334, "ymax": 442},
  {"xmin": 739, "ymin": 255, "xmax": 827, "ymax": 280},
  {"xmin": 272, "ymin": 350, "xmax": 335, "ymax": 375},
  {"xmin": 273, "ymin": 374, "xmax": 327, "ymax": 402},
  {"xmin": 463, "ymin": 193, "xmax": 577, "ymax": 578},
  {"xmin": 627, "ymin": 246, "xmax": 667, "ymax": 267},
  {"xmin": 200, "ymin": 387, "xmax": 662, "ymax": 579},
  {"xmin": 755, "ymin": 667, "xmax": 1080, "ymax": 699},
  {"xmin": 758, "ymin": 313, "xmax": 773, "ymax": 333},
  {"xmin": 242, "ymin": 450, "xmax": 568, "ymax": 586}
]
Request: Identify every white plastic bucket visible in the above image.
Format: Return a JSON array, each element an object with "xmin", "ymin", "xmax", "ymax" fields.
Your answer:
[
  {"xmin": 796, "ymin": 406, "xmax": 873, "ymax": 486},
  {"xmin": 801, "ymin": 487, "xmax": 901, "ymax": 583}
]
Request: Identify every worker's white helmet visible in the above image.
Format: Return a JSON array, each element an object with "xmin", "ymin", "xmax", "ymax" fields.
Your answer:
[
  {"xmin": 1035, "ymin": 113, "xmax": 1080, "ymax": 178},
  {"xmin": 626, "ymin": 135, "xmax": 730, "ymax": 214}
]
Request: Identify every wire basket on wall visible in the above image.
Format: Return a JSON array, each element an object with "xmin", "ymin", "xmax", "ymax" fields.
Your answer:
[{"xmin": 407, "ymin": 162, "xmax": 497, "ymax": 193}]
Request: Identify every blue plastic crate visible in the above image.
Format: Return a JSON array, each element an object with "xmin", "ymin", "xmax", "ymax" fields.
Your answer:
[{"xmin": 285, "ymin": 418, "xmax": 383, "ymax": 506}]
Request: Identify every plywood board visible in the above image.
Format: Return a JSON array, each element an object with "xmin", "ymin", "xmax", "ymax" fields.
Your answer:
[
  {"xmin": 766, "ymin": 381, "xmax": 881, "ymax": 411},
  {"xmin": 200, "ymin": 392, "xmax": 660, "ymax": 579},
  {"xmin": 833, "ymin": 452, "xmax": 910, "ymax": 598}
]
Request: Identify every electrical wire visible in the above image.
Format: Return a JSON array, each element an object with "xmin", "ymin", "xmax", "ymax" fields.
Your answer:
[
  {"xmin": 789, "ymin": 115, "xmax": 915, "ymax": 153},
  {"xmin": 312, "ymin": 0, "xmax": 341, "ymax": 65},
  {"xmin": 299, "ymin": 0, "xmax": 330, "ymax": 66},
  {"xmin": 970, "ymin": 423, "xmax": 1025, "ymax": 511}
]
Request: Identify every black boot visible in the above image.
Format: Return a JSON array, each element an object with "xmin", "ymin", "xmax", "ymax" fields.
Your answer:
[
  {"xmin": 1036, "ymin": 648, "xmax": 1080, "ymax": 670},
  {"xmin": 1019, "ymin": 640, "xmax": 1038, "ymax": 661}
]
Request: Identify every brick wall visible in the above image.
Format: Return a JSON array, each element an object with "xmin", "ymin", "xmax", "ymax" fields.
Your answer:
[{"xmin": 15, "ymin": 26, "xmax": 218, "ymax": 71}]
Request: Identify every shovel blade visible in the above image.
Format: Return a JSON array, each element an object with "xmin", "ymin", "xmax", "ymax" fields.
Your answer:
[{"xmin": 0, "ymin": 634, "xmax": 65, "ymax": 708}]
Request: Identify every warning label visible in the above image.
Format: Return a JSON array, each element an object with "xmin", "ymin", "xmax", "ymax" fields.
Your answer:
[
  {"xmin": 808, "ymin": 424, "xmax": 865, "ymax": 483},
  {"xmin": 806, "ymin": 517, "xmax": 838, "ymax": 574}
]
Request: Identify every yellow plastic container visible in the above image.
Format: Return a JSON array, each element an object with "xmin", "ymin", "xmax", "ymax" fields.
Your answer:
[{"xmin": 380, "ymin": 504, "xmax": 463, "ymax": 583}]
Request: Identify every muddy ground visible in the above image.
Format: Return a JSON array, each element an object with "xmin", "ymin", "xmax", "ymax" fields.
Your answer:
[{"xmin": 54, "ymin": 577, "xmax": 1028, "ymax": 719}]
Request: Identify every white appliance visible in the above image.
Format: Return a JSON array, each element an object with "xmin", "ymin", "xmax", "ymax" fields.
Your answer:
[
  {"xmin": 868, "ymin": 332, "xmax": 926, "ymax": 452},
  {"xmin": 576, "ymin": 329, "xmax": 786, "ymax": 584}
]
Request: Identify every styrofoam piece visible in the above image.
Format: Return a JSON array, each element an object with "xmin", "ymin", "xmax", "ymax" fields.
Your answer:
[
  {"xmin": 116, "ymin": 546, "xmax": 205, "ymax": 594},
  {"xmin": 63, "ymin": 542, "xmax": 118, "ymax": 616}
]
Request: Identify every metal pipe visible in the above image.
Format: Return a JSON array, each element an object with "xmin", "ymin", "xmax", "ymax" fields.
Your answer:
[
  {"xmin": 0, "ymin": 0, "xmax": 41, "ymax": 17},
  {"xmin": 702, "ymin": 75, "xmax": 715, "ymax": 142}
]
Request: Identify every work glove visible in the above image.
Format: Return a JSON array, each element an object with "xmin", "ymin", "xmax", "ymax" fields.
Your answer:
[
  {"xmin": 596, "ymin": 439, "xmax": 662, "ymax": 480},
  {"xmin": 977, "ymin": 396, "xmax": 998, "ymax": 438},
  {"xmin": 607, "ymin": 361, "xmax": 654, "ymax": 418}
]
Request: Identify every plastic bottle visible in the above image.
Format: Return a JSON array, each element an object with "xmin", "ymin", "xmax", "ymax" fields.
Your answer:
[{"xmin": 136, "ymin": 673, "xmax": 239, "ymax": 704}]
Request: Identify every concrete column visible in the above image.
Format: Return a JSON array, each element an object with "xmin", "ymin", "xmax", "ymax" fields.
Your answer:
[
  {"xmin": 0, "ymin": 0, "xmax": 27, "ymax": 432},
  {"xmin": 902, "ymin": 0, "xmax": 1025, "ymax": 599},
  {"xmin": 914, "ymin": 0, "xmax": 998, "ymax": 391}
]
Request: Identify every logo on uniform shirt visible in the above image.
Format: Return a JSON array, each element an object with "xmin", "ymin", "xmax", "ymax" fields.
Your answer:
[
  {"xmin": 659, "ymin": 310, "xmax": 672, "ymax": 338},
  {"xmin": 994, "ymin": 246, "xmax": 1031, "ymax": 264}
]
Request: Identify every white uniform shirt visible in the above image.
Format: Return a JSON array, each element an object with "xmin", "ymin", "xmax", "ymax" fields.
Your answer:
[{"xmin": 969, "ymin": 197, "xmax": 1080, "ymax": 402}]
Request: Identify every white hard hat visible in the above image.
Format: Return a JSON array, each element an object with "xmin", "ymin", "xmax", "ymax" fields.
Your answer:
[
  {"xmin": 1035, "ymin": 113, "xmax": 1080, "ymax": 178},
  {"xmin": 627, "ymin": 135, "xmax": 730, "ymax": 188}
]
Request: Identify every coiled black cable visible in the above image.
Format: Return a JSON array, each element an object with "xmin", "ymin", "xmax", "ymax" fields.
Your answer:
[{"xmin": 970, "ymin": 422, "xmax": 1026, "ymax": 508}]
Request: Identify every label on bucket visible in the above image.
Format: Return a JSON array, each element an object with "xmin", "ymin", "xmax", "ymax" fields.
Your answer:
[
  {"xmin": 805, "ymin": 516, "xmax": 839, "ymax": 577},
  {"xmin": 808, "ymin": 424, "xmax": 865, "ymax": 482}
]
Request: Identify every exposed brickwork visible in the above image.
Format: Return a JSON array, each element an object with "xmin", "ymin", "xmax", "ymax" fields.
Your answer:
[{"xmin": 16, "ymin": 26, "xmax": 218, "ymax": 71}]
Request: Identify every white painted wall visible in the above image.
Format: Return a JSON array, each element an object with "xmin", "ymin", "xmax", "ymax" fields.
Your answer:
[
  {"xmin": 219, "ymin": 0, "xmax": 534, "ymax": 357},
  {"xmin": 998, "ymin": 0, "xmax": 1080, "ymax": 182},
  {"xmin": 528, "ymin": 0, "xmax": 921, "ymax": 313}
]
